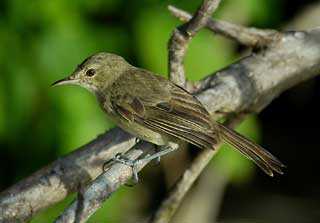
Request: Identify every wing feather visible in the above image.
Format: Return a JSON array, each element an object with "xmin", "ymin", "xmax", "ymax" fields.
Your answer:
[
  {"xmin": 112, "ymin": 97, "xmax": 217, "ymax": 149},
  {"xmin": 110, "ymin": 71, "xmax": 218, "ymax": 149}
]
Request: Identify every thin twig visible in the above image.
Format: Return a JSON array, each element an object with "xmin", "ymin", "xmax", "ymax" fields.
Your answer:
[
  {"xmin": 149, "ymin": 115, "xmax": 245, "ymax": 223},
  {"xmin": 171, "ymin": 162, "xmax": 230, "ymax": 223},
  {"xmin": 168, "ymin": 0, "xmax": 221, "ymax": 86},
  {"xmin": 168, "ymin": 5, "xmax": 280, "ymax": 48}
]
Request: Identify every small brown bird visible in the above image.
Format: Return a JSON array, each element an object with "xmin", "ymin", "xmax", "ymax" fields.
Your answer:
[{"xmin": 52, "ymin": 52, "xmax": 284, "ymax": 181}]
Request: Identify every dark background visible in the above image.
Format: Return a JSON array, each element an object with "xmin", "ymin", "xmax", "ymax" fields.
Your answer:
[{"xmin": 0, "ymin": 0, "xmax": 319, "ymax": 222}]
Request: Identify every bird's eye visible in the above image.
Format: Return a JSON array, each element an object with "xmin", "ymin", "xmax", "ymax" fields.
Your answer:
[{"xmin": 86, "ymin": 69, "xmax": 96, "ymax": 77}]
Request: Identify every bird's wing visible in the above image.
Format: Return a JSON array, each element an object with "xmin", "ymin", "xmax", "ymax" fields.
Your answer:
[
  {"xmin": 110, "ymin": 69, "xmax": 218, "ymax": 149},
  {"xmin": 110, "ymin": 69, "xmax": 284, "ymax": 176}
]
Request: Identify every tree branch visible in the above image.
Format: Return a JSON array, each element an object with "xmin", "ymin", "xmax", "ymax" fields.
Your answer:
[
  {"xmin": 288, "ymin": 2, "xmax": 320, "ymax": 30},
  {"xmin": 1, "ymin": 9, "xmax": 320, "ymax": 223},
  {"xmin": 55, "ymin": 142, "xmax": 155, "ymax": 223},
  {"xmin": 171, "ymin": 161, "xmax": 230, "ymax": 223},
  {"xmin": 168, "ymin": 0, "xmax": 221, "ymax": 86},
  {"xmin": 168, "ymin": 5, "xmax": 279, "ymax": 48}
]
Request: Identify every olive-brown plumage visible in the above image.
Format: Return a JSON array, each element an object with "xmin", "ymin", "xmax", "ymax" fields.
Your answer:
[{"xmin": 53, "ymin": 52, "xmax": 284, "ymax": 176}]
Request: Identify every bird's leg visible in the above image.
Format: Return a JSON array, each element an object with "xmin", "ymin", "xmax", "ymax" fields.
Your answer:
[
  {"xmin": 134, "ymin": 145, "xmax": 177, "ymax": 163},
  {"xmin": 102, "ymin": 137, "xmax": 141, "ymax": 172},
  {"xmin": 109, "ymin": 144, "xmax": 178, "ymax": 184}
]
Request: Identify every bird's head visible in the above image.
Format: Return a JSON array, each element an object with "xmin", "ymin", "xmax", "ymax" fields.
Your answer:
[{"xmin": 52, "ymin": 52, "xmax": 131, "ymax": 93}]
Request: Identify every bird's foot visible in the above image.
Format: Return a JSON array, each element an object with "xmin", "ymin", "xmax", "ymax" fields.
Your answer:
[
  {"xmin": 103, "ymin": 145, "xmax": 178, "ymax": 186},
  {"xmin": 112, "ymin": 153, "xmax": 141, "ymax": 185},
  {"xmin": 102, "ymin": 153, "xmax": 141, "ymax": 186}
]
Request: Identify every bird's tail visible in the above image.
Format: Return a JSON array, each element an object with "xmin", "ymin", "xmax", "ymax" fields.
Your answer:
[{"xmin": 217, "ymin": 123, "xmax": 285, "ymax": 176}]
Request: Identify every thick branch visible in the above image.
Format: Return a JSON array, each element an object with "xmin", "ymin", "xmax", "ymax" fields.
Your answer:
[
  {"xmin": 197, "ymin": 28, "xmax": 320, "ymax": 116},
  {"xmin": 1, "ymin": 27, "xmax": 320, "ymax": 223},
  {"xmin": 168, "ymin": 0, "xmax": 221, "ymax": 86},
  {"xmin": 288, "ymin": 2, "xmax": 320, "ymax": 29}
]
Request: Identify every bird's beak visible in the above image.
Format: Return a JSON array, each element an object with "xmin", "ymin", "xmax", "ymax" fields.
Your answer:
[{"xmin": 51, "ymin": 76, "xmax": 79, "ymax": 87}]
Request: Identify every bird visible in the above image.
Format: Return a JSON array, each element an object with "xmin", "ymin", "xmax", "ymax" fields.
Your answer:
[{"xmin": 52, "ymin": 52, "xmax": 284, "ymax": 182}]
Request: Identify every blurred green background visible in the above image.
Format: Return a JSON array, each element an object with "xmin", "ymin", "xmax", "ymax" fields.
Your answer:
[{"xmin": 1, "ymin": 0, "xmax": 320, "ymax": 222}]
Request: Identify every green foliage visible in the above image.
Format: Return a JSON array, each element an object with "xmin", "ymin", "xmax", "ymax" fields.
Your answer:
[
  {"xmin": 134, "ymin": 6, "xmax": 177, "ymax": 75},
  {"xmin": 0, "ymin": 79, "xmax": 5, "ymax": 138},
  {"xmin": 30, "ymin": 195, "xmax": 76, "ymax": 223}
]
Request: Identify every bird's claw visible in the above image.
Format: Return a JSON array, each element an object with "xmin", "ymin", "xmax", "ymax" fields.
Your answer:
[
  {"xmin": 103, "ymin": 145, "xmax": 177, "ymax": 186},
  {"xmin": 104, "ymin": 153, "xmax": 141, "ymax": 186}
]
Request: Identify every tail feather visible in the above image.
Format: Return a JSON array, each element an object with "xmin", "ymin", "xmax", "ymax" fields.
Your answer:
[{"xmin": 217, "ymin": 123, "xmax": 285, "ymax": 176}]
